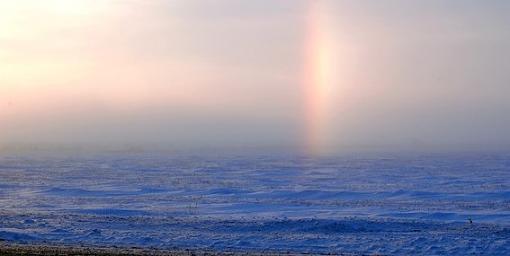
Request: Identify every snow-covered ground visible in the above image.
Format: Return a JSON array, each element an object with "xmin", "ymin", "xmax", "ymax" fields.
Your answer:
[{"xmin": 1, "ymin": 153, "xmax": 509, "ymax": 255}]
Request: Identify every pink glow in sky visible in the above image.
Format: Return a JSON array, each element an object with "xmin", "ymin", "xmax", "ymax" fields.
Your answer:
[{"xmin": 2, "ymin": 0, "xmax": 510, "ymax": 153}]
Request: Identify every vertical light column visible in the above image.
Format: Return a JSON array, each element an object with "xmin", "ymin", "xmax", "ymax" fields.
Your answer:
[{"xmin": 303, "ymin": 0, "xmax": 333, "ymax": 156}]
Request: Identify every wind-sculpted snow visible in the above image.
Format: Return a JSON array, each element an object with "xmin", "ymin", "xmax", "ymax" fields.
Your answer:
[{"xmin": 1, "ymin": 153, "xmax": 509, "ymax": 255}]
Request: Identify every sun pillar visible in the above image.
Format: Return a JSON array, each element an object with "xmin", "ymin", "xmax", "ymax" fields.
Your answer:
[{"xmin": 303, "ymin": 0, "xmax": 332, "ymax": 156}]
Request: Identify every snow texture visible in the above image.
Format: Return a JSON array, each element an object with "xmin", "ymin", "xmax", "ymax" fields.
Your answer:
[{"xmin": 0, "ymin": 153, "xmax": 509, "ymax": 255}]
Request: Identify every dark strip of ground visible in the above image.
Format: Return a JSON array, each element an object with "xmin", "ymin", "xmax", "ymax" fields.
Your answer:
[{"xmin": 0, "ymin": 243, "xmax": 353, "ymax": 256}]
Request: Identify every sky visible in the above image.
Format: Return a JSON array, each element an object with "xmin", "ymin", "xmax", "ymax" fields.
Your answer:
[{"xmin": 1, "ymin": 0, "xmax": 510, "ymax": 154}]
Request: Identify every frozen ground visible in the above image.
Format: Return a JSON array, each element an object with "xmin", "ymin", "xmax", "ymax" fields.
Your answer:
[{"xmin": 0, "ymin": 153, "xmax": 509, "ymax": 255}]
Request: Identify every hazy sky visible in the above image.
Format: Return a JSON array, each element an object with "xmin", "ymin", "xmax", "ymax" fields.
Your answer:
[{"xmin": 1, "ymin": 0, "xmax": 510, "ymax": 154}]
